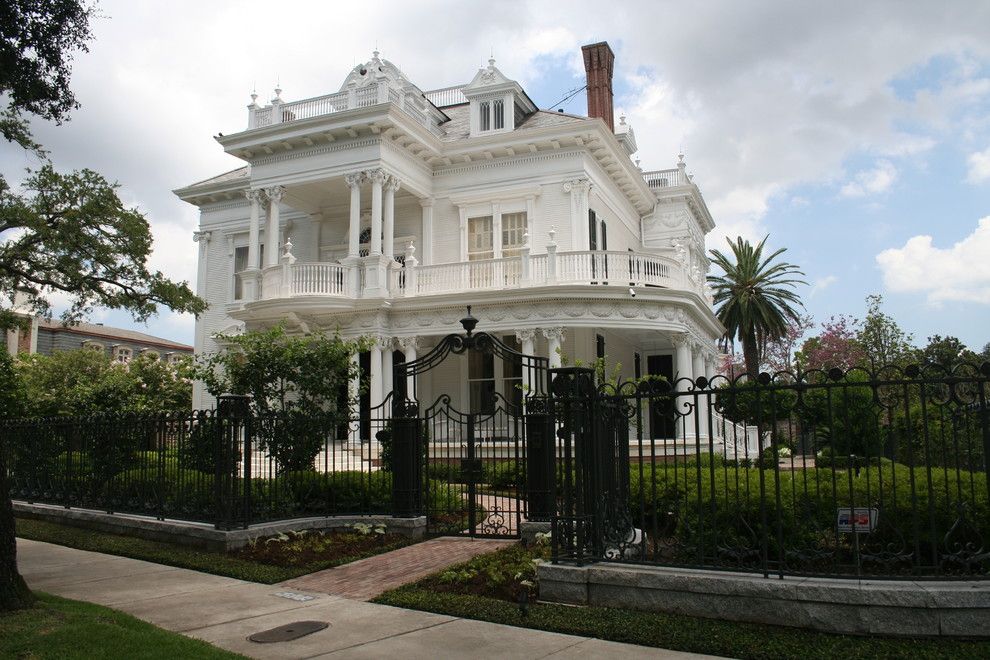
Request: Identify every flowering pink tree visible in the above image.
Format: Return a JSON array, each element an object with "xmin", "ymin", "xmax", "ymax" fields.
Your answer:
[{"xmin": 797, "ymin": 315, "xmax": 866, "ymax": 372}]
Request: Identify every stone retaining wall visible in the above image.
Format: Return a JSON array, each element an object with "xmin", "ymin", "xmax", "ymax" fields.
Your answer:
[
  {"xmin": 538, "ymin": 562, "xmax": 990, "ymax": 638},
  {"xmin": 14, "ymin": 501, "xmax": 427, "ymax": 552}
]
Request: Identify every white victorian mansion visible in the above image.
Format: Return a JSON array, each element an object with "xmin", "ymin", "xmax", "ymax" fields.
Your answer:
[{"xmin": 177, "ymin": 42, "xmax": 725, "ymax": 442}]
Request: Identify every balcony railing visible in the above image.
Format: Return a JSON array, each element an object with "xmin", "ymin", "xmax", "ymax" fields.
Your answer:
[
  {"xmin": 251, "ymin": 250, "xmax": 702, "ymax": 305},
  {"xmin": 248, "ymin": 81, "xmax": 443, "ymax": 137},
  {"xmin": 643, "ymin": 167, "xmax": 691, "ymax": 189}
]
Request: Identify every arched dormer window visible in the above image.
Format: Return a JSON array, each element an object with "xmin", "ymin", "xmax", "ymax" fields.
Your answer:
[
  {"xmin": 113, "ymin": 346, "xmax": 133, "ymax": 364},
  {"xmin": 493, "ymin": 99, "xmax": 504, "ymax": 130}
]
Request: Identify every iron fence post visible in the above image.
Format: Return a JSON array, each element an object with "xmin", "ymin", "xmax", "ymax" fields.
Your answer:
[
  {"xmin": 525, "ymin": 402, "xmax": 554, "ymax": 521},
  {"xmin": 391, "ymin": 399, "xmax": 423, "ymax": 517}
]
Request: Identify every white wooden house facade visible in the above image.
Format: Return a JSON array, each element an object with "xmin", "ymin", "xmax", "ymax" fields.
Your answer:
[{"xmin": 176, "ymin": 43, "xmax": 726, "ymax": 445}]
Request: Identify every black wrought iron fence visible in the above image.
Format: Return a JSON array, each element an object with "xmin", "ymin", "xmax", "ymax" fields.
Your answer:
[
  {"xmin": 551, "ymin": 363, "xmax": 990, "ymax": 579},
  {"xmin": 2, "ymin": 395, "xmax": 396, "ymax": 529}
]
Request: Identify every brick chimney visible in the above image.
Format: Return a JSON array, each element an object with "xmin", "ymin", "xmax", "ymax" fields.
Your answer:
[{"xmin": 582, "ymin": 41, "xmax": 615, "ymax": 131}]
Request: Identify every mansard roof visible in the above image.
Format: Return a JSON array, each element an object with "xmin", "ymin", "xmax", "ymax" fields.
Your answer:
[{"xmin": 439, "ymin": 105, "xmax": 586, "ymax": 141}]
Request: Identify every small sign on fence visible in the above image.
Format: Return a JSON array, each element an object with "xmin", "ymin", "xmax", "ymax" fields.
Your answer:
[{"xmin": 836, "ymin": 507, "xmax": 878, "ymax": 533}]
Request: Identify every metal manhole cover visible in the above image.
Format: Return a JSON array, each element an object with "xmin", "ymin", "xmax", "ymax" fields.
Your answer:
[{"xmin": 248, "ymin": 621, "xmax": 330, "ymax": 643}]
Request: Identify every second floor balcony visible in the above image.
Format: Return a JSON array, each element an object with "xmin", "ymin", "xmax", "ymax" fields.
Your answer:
[{"xmin": 248, "ymin": 247, "xmax": 707, "ymax": 305}]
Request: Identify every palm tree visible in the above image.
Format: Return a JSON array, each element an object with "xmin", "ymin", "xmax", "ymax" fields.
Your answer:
[{"xmin": 707, "ymin": 236, "xmax": 806, "ymax": 378}]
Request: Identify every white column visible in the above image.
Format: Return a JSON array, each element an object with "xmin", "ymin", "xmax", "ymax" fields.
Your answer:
[
  {"xmin": 349, "ymin": 351, "xmax": 360, "ymax": 443},
  {"xmin": 693, "ymin": 345, "xmax": 708, "ymax": 441},
  {"xmin": 382, "ymin": 337, "xmax": 394, "ymax": 404},
  {"xmin": 245, "ymin": 190, "xmax": 262, "ymax": 269},
  {"xmin": 543, "ymin": 327, "xmax": 564, "ymax": 369},
  {"xmin": 384, "ymin": 176, "xmax": 399, "ymax": 259},
  {"xmin": 309, "ymin": 214, "xmax": 322, "ymax": 262},
  {"xmin": 516, "ymin": 329, "xmax": 536, "ymax": 398},
  {"xmin": 420, "ymin": 199, "xmax": 434, "ymax": 265},
  {"xmin": 264, "ymin": 186, "xmax": 285, "ymax": 267},
  {"xmin": 369, "ymin": 170, "xmax": 384, "ymax": 256},
  {"xmin": 399, "ymin": 336, "xmax": 419, "ymax": 400},
  {"xmin": 673, "ymin": 333, "xmax": 695, "ymax": 441},
  {"xmin": 492, "ymin": 202, "xmax": 502, "ymax": 259},
  {"xmin": 345, "ymin": 173, "xmax": 363, "ymax": 258},
  {"xmin": 370, "ymin": 340, "xmax": 383, "ymax": 413}
]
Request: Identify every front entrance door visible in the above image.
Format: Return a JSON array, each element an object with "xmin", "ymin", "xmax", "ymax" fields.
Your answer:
[{"xmin": 647, "ymin": 354, "xmax": 675, "ymax": 439}]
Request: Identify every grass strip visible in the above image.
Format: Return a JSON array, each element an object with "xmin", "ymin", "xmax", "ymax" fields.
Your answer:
[
  {"xmin": 374, "ymin": 583, "xmax": 990, "ymax": 660},
  {"xmin": 0, "ymin": 591, "xmax": 244, "ymax": 659},
  {"xmin": 15, "ymin": 517, "xmax": 403, "ymax": 584}
]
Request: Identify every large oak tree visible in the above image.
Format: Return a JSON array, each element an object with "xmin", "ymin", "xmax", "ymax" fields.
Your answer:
[{"xmin": 1, "ymin": 0, "xmax": 205, "ymax": 610}]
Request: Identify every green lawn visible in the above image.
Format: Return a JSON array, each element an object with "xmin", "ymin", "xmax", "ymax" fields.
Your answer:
[
  {"xmin": 0, "ymin": 592, "xmax": 244, "ymax": 659},
  {"xmin": 15, "ymin": 517, "xmax": 411, "ymax": 584},
  {"xmin": 373, "ymin": 545, "xmax": 990, "ymax": 660}
]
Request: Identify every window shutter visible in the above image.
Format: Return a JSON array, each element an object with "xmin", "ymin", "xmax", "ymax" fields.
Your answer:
[{"xmin": 588, "ymin": 210, "xmax": 597, "ymax": 250}]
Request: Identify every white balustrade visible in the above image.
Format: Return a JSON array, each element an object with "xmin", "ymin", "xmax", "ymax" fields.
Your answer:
[
  {"xmin": 424, "ymin": 85, "xmax": 467, "ymax": 107},
  {"xmin": 290, "ymin": 263, "xmax": 350, "ymax": 296},
  {"xmin": 253, "ymin": 251, "xmax": 685, "ymax": 300},
  {"xmin": 643, "ymin": 168, "xmax": 690, "ymax": 189}
]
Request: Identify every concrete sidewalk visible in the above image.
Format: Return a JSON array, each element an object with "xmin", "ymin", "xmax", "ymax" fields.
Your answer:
[{"xmin": 16, "ymin": 538, "xmax": 715, "ymax": 659}]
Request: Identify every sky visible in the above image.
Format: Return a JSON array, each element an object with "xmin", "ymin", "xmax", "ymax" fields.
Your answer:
[{"xmin": 2, "ymin": 0, "xmax": 989, "ymax": 352}]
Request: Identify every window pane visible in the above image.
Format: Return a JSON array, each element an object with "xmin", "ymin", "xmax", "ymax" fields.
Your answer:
[
  {"xmin": 494, "ymin": 99, "xmax": 504, "ymax": 129},
  {"xmin": 501, "ymin": 212, "xmax": 527, "ymax": 250},
  {"xmin": 479, "ymin": 101, "xmax": 490, "ymax": 131},
  {"xmin": 468, "ymin": 215, "xmax": 493, "ymax": 260},
  {"xmin": 233, "ymin": 246, "xmax": 248, "ymax": 300}
]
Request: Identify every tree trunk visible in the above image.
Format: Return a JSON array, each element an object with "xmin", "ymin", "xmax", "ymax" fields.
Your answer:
[
  {"xmin": 742, "ymin": 332, "xmax": 760, "ymax": 380},
  {"xmin": 0, "ymin": 444, "xmax": 33, "ymax": 611}
]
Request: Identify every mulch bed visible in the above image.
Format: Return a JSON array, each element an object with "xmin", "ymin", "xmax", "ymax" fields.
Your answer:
[{"xmin": 232, "ymin": 529, "xmax": 412, "ymax": 567}]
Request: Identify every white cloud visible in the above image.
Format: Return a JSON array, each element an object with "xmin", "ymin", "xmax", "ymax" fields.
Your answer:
[
  {"xmin": 876, "ymin": 217, "xmax": 990, "ymax": 304},
  {"xmin": 809, "ymin": 275, "xmax": 838, "ymax": 297},
  {"xmin": 840, "ymin": 160, "xmax": 898, "ymax": 197},
  {"xmin": 966, "ymin": 145, "xmax": 990, "ymax": 183}
]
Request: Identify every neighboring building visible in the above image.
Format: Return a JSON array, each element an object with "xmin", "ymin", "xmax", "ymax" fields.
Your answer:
[
  {"xmin": 176, "ymin": 42, "xmax": 725, "ymax": 442},
  {"xmin": 6, "ymin": 315, "xmax": 193, "ymax": 365}
]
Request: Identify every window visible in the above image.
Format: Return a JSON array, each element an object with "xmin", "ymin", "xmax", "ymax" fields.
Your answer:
[
  {"xmin": 493, "ymin": 99, "xmax": 504, "ymax": 129},
  {"xmin": 479, "ymin": 100, "xmax": 490, "ymax": 131},
  {"xmin": 501, "ymin": 212, "xmax": 527, "ymax": 257},
  {"xmin": 467, "ymin": 216, "xmax": 494, "ymax": 261},
  {"xmin": 596, "ymin": 334, "xmax": 606, "ymax": 360},
  {"xmin": 113, "ymin": 346, "xmax": 133, "ymax": 364},
  {"xmin": 634, "ymin": 353, "xmax": 642, "ymax": 380},
  {"xmin": 468, "ymin": 348, "xmax": 495, "ymax": 414},
  {"xmin": 233, "ymin": 244, "xmax": 263, "ymax": 300}
]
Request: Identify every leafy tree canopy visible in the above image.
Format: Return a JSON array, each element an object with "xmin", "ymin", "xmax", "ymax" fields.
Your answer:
[
  {"xmin": 855, "ymin": 294, "xmax": 913, "ymax": 369},
  {"xmin": 14, "ymin": 349, "xmax": 191, "ymax": 417},
  {"xmin": 0, "ymin": 0, "xmax": 205, "ymax": 330}
]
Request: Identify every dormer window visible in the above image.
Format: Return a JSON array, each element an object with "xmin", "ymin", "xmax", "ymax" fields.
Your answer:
[{"xmin": 462, "ymin": 58, "xmax": 536, "ymax": 138}]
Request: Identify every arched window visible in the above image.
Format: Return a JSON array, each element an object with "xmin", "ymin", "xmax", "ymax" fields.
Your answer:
[
  {"xmin": 113, "ymin": 346, "xmax": 133, "ymax": 364},
  {"xmin": 479, "ymin": 101, "xmax": 490, "ymax": 131},
  {"xmin": 493, "ymin": 99, "xmax": 504, "ymax": 130}
]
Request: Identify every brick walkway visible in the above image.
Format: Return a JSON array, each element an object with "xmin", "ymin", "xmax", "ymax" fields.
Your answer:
[{"xmin": 281, "ymin": 537, "xmax": 513, "ymax": 601}]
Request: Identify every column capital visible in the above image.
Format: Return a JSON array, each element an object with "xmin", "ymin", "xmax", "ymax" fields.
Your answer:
[
  {"xmin": 344, "ymin": 172, "xmax": 364, "ymax": 188},
  {"xmin": 244, "ymin": 188, "xmax": 264, "ymax": 203},
  {"xmin": 397, "ymin": 336, "xmax": 419, "ymax": 351},
  {"xmin": 418, "ymin": 197, "xmax": 434, "ymax": 208},
  {"xmin": 562, "ymin": 178, "xmax": 590, "ymax": 195},
  {"xmin": 515, "ymin": 329, "xmax": 537, "ymax": 343},
  {"xmin": 671, "ymin": 331, "xmax": 692, "ymax": 349},
  {"xmin": 365, "ymin": 168, "xmax": 387, "ymax": 185},
  {"xmin": 384, "ymin": 174, "xmax": 401, "ymax": 193},
  {"xmin": 541, "ymin": 327, "xmax": 565, "ymax": 342},
  {"xmin": 265, "ymin": 185, "xmax": 285, "ymax": 203},
  {"xmin": 375, "ymin": 335, "xmax": 395, "ymax": 351},
  {"xmin": 192, "ymin": 230, "xmax": 212, "ymax": 244}
]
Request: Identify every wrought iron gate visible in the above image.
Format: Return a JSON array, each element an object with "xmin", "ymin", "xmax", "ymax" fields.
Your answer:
[{"xmin": 391, "ymin": 307, "xmax": 549, "ymax": 538}]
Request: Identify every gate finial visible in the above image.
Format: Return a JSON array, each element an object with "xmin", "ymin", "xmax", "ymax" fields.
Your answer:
[{"xmin": 460, "ymin": 306, "xmax": 478, "ymax": 337}]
